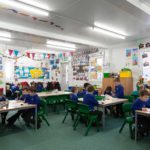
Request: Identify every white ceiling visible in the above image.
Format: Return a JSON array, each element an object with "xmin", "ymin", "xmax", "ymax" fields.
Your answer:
[{"xmin": 1, "ymin": 0, "xmax": 150, "ymax": 48}]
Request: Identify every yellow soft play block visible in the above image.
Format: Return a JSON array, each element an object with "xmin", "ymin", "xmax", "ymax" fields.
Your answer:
[{"xmin": 120, "ymin": 71, "xmax": 132, "ymax": 77}]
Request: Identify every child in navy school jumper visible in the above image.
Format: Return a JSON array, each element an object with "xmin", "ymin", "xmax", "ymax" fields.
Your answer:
[
  {"xmin": 104, "ymin": 86, "xmax": 113, "ymax": 96},
  {"xmin": 21, "ymin": 87, "xmax": 41, "ymax": 128},
  {"xmin": 114, "ymin": 78, "xmax": 124, "ymax": 117},
  {"xmin": 78, "ymin": 83, "xmax": 90, "ymax": 97},
  {"xmin": 7, "ymin": 88, "xmax": 31, "ymax": 126},
  {"xmin": 70, "ymin": 87, "xmax": 78, "ymax": 120},
  {"xmin": 132, "ymin": 90, "xmax": 150, "ymax": 134},
  {"xmin": 0, "ymin": 90, "xmax": 8, "ymax": 125},
  {"xmin": 83, "ymin": 85, "xmax": 102, "ymax": 122},
  {"xmin": 70, "ymin": 87, "xmax": 78, "ymax": 103}
]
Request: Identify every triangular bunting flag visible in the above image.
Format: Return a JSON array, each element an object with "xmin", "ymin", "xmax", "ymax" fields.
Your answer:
[
  {"xmin": 32, "ymin": 53, "xmax": 35, "ymax": 59},
  {"xmin": 8, "ymin": 49, "xmax": 13, "ymax": 56},
  {"xmin": 47, "ymin": 54, "xmax": 50, "ymax": 59},
  {"xmin": 43, "ymin": 53, "xmax": 46, "ymax": 59},
  {"xmin": 14, "ymin": 50, "xmax": 19, "ymax": 57},
  {"xmin": 26, "ymin": 52, "xmax": 30, "ymax": 58}
]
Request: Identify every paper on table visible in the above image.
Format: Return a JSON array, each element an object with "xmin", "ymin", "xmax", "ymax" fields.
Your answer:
[{"xmin": 147, "ymin": 108, "xmax": 150, "ymax": 112}]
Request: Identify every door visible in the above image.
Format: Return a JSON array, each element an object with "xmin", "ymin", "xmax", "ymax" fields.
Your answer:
[{"xmin": 61, "ymin": 62, "xmax": 69, "ymax": 91}]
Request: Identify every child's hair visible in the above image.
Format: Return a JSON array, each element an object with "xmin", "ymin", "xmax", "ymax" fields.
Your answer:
[
  {"xmin": 84, "ymin": 83, "xmax": 91, "ymax": 89},
  {"xmin": 29, "ymin": 87, "xmax": 36, "ymax": 93},
  {"xmin": 71, "ymin": 87, "xmax": 78, "ymax": 93},
  {"xmin": 22, "ymin": 87, "xmax": 29, "ymax": 91},
  {"xmin": 105, "ymin": 86, "xmax": 112, "ymax": 91},
  {"xmin": 87, "ymin": 85, "xmax": 94, "ymax": 93},
  {"xmin": 139, "ymin": 89, "xmax": 149, "ymax": 97},
  {"xmin": 114, "ymin": 78, "xmax": 120, "ymax": 82}
]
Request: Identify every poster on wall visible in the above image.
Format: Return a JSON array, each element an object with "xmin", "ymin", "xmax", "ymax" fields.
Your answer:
[
  {"xmin": 125, "ymin": 48, "xmax": 132, "ymax": 67},
  {"xmin": 72, "ymin": 51, "xmax": 90, "ymax": 81},
  {"xmin": 89, "ymin": 57, "xmax": 103, "ymax": 82},
  {"xmin": 142, "ymin": 51, "xmax": 150, "ymax": 81},
  {"xmin": 126, "ymin": 49, "xmax": 131, "ymax": 57},
  {"xmin": 15, "ymin": 66, "xmax": 50, "ymax": 79},
  {"xmin": 132, "ymin": 48, "xmax": 138, "ymax": 66}
]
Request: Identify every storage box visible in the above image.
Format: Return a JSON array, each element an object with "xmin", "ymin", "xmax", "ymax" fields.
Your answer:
[
  {"xmin": 120, "ymin": 71, "xmax": 132, "ymax": 77},
  {"xmin": 103, "ymin": 73, "xmax": 110, "ymax": 78}
]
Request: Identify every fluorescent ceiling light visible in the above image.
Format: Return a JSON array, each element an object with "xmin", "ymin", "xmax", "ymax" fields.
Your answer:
[
  {"xmin": 0, "ymin": 31, "xmax": 11, "ymax": 38},
  {"xmin": 126, "ymin": 0, "xmax": 150, "ymax": 15},
  {"xmin": 46, "ymin": 44, "xmax": 76, "ymax": 51},
  {"xmin": 47, "ymin": 40, "xmax": 76, "ymax": 49},
  {"xmin": 17, "ymin": 0, "xmax": 49, "ymax": 10},
  {"xmin": 0, "ymin": 37, "xmax": 11, "ymax": 41},
  {"xmin": 0, "ymin": 0, "xmax": 49, "ymax": 16},
  {"xmin": 93, "ymin": 27, "xmax": 126, "ymax": 39},
  {"xmin": 94, "ymin": 22, "xmax": 126, "ymax": 39}
]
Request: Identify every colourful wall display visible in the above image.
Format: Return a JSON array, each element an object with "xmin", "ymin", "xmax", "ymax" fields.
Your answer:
[
  {"xmin": 89, "ymin": 57, "xmax": 103, "ymax": 82},
  {"xmin": 142, "ymin": 51, "xmax": 150, "ymax": 81},
  {"xmin": 15, "ymin": 66, "xmax": 50, "ymax": 79}
]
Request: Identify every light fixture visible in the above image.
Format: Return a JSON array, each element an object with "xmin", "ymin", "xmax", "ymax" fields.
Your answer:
[
  {"xmin": 17, "ymin": 0, "xmax": 49, "ymax": 10},
  {"xmin": 94, "ymin": 22, "xmax": 126, "ymax": 39},
  {"xmin": 46, "ymin": 44, "xmax": 76, "ymax": 51},
  {"xmin": 46, "ymin": 40, "xmax": 76, "ymax": 51},
  {"xmin": 126, "ymin": 0, "xmax": 150, "ymax": 15},
  {"xmin": 0, "ymin": 31, "xmax": 11, "ymax": 41},
  {"xmin": 0, "ymin": 37, "xmax": 11, "ymax": 41},
  {"xmin": 0, "ymin": 0, "xmax": 49, "ymax": 16}
]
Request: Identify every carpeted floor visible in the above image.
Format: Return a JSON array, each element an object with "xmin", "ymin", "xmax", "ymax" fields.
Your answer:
[{"xmin": 0, "ymin": 111, "xmax": 150, "ymax": 150}]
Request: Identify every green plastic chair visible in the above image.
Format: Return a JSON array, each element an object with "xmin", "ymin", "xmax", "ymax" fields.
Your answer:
[
  {"xmin": 38, "ymin": 100, "xmax": 50, "ymax": 126},
  {"xmin": 73, "ymin": 104, "xmax": 99, "ymax": 136},
  {"xmin": 95, "ymin": 95, "xmax": 105, "ymax": 101},
  {"xmin": 131, "ymin": 91, "xmax": 139, "ymax": 100},
  {"xmin": 45, "ymin": 96, "xmax": 59, "ymax": 113},
  {"xmin": 119, "ymin": 102, "xmax": 134, "ymax": 139},
  {"xmin": 62, "ymin": 100, "xmax": 78, "ymax": 123},
  {"xmin": 124, "ymin": 95, "xmax": 134, "ymax": 103}
]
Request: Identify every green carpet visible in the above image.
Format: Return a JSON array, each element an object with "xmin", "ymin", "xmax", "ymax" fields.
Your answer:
[{"xmin": 0, "ymin": 111, "xmax": 150, "ymax": 150}]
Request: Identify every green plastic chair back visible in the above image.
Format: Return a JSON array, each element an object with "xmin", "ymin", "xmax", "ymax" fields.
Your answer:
[
  {"xmin": 124, "ymin": 95, "xmax": 134, "ymax": 103},
  {"xmin": 39, "ymin": 99, "xmax": 47, "ymax": 114},
  {"xmin": 122, "ymin": 102, "xmax": 132, "ymax": 117},
  {"xmin": 78, "ymin": 104, "xmax": 90, "ymax": 114},
  {"xmin": 65, "ymin": 100, "xmax": 78, "ymax": 110},
  {"xmin": 95, "ymin": 95, "xmax": 105, "ymax": 101}
]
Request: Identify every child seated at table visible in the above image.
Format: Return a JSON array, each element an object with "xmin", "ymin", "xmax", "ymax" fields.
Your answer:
[
  {"xmin": 70, "ymin": 87, "xmax": 78, "ymax": 120},
  {"xmin": 78, "ymin": 83, "xmax": 90, "ymax": 97},
  {"xmin": 21, "ymin": 87, "xmax": 41, "ymax": 128},
  {"xmin": 104, "ymin": 86, "xmax": 113, "ymax": 96},
  {"xmin": 70, "ymin": 87, "xmax": 78, "ymax": 103},
  {"xmin": 114, "ymin": 78, "xmax": 124, "ymax": 117},
  {"xmin": 132, "ymin": 90, "xmax": 150, "ymax": 136},
  {"xmin": 7, "ymin": 88, "xmax": 31, "ymax": 126},
  {"xmin": 83, "ymin": 85, "xmax": 102, "ymax": 123},
  {"xmin": 0, "ymin": 90, "xmax": 8, "ymax": 125}
]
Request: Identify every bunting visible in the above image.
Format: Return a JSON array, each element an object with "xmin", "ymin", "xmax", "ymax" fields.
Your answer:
[
  {"xmin": 31, "ymin": 53, "xmax": 35, "ymax": 59},
  {"xmin": 8, "ymin": 49, "xmax": 13, "ymax": 56},
  {"xmin": 14, "ymin": 50, "xmax": 19, "ymax": 57}
]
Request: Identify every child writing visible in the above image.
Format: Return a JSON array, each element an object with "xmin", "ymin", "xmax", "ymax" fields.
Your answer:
[
  {"xmin": 83, "ymin": 85, "xmax": 102, "ymax": 123},
  {"xmin": 132, "ymin": 90, "xmax": 150, "ymax": 135}
]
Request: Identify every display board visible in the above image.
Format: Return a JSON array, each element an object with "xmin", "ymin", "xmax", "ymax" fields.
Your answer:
[
  {"xmin": 15, "ymin": 66, "xmax": 50, "ymax": 79},
  {"xmin": 89, "ymin": 57, "xmax": 103, "ymax": 82},
  {"xmin": 142, "ymin": 51, "xmax": 150, "ymax": 81}
]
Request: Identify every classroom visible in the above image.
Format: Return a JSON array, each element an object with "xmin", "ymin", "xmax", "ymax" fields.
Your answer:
[{"xmin": 0, "ymin": 0, "xmax": 150, "ymax": 150}]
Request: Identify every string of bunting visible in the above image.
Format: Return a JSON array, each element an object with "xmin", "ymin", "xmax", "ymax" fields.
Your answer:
[
  {"xmin": 0, "ymin": 49, "xmax": 74, "ymax": 61},
  {"xmin": 0, "ymin": 6, "xmax": 64, "ymax": 31}
]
